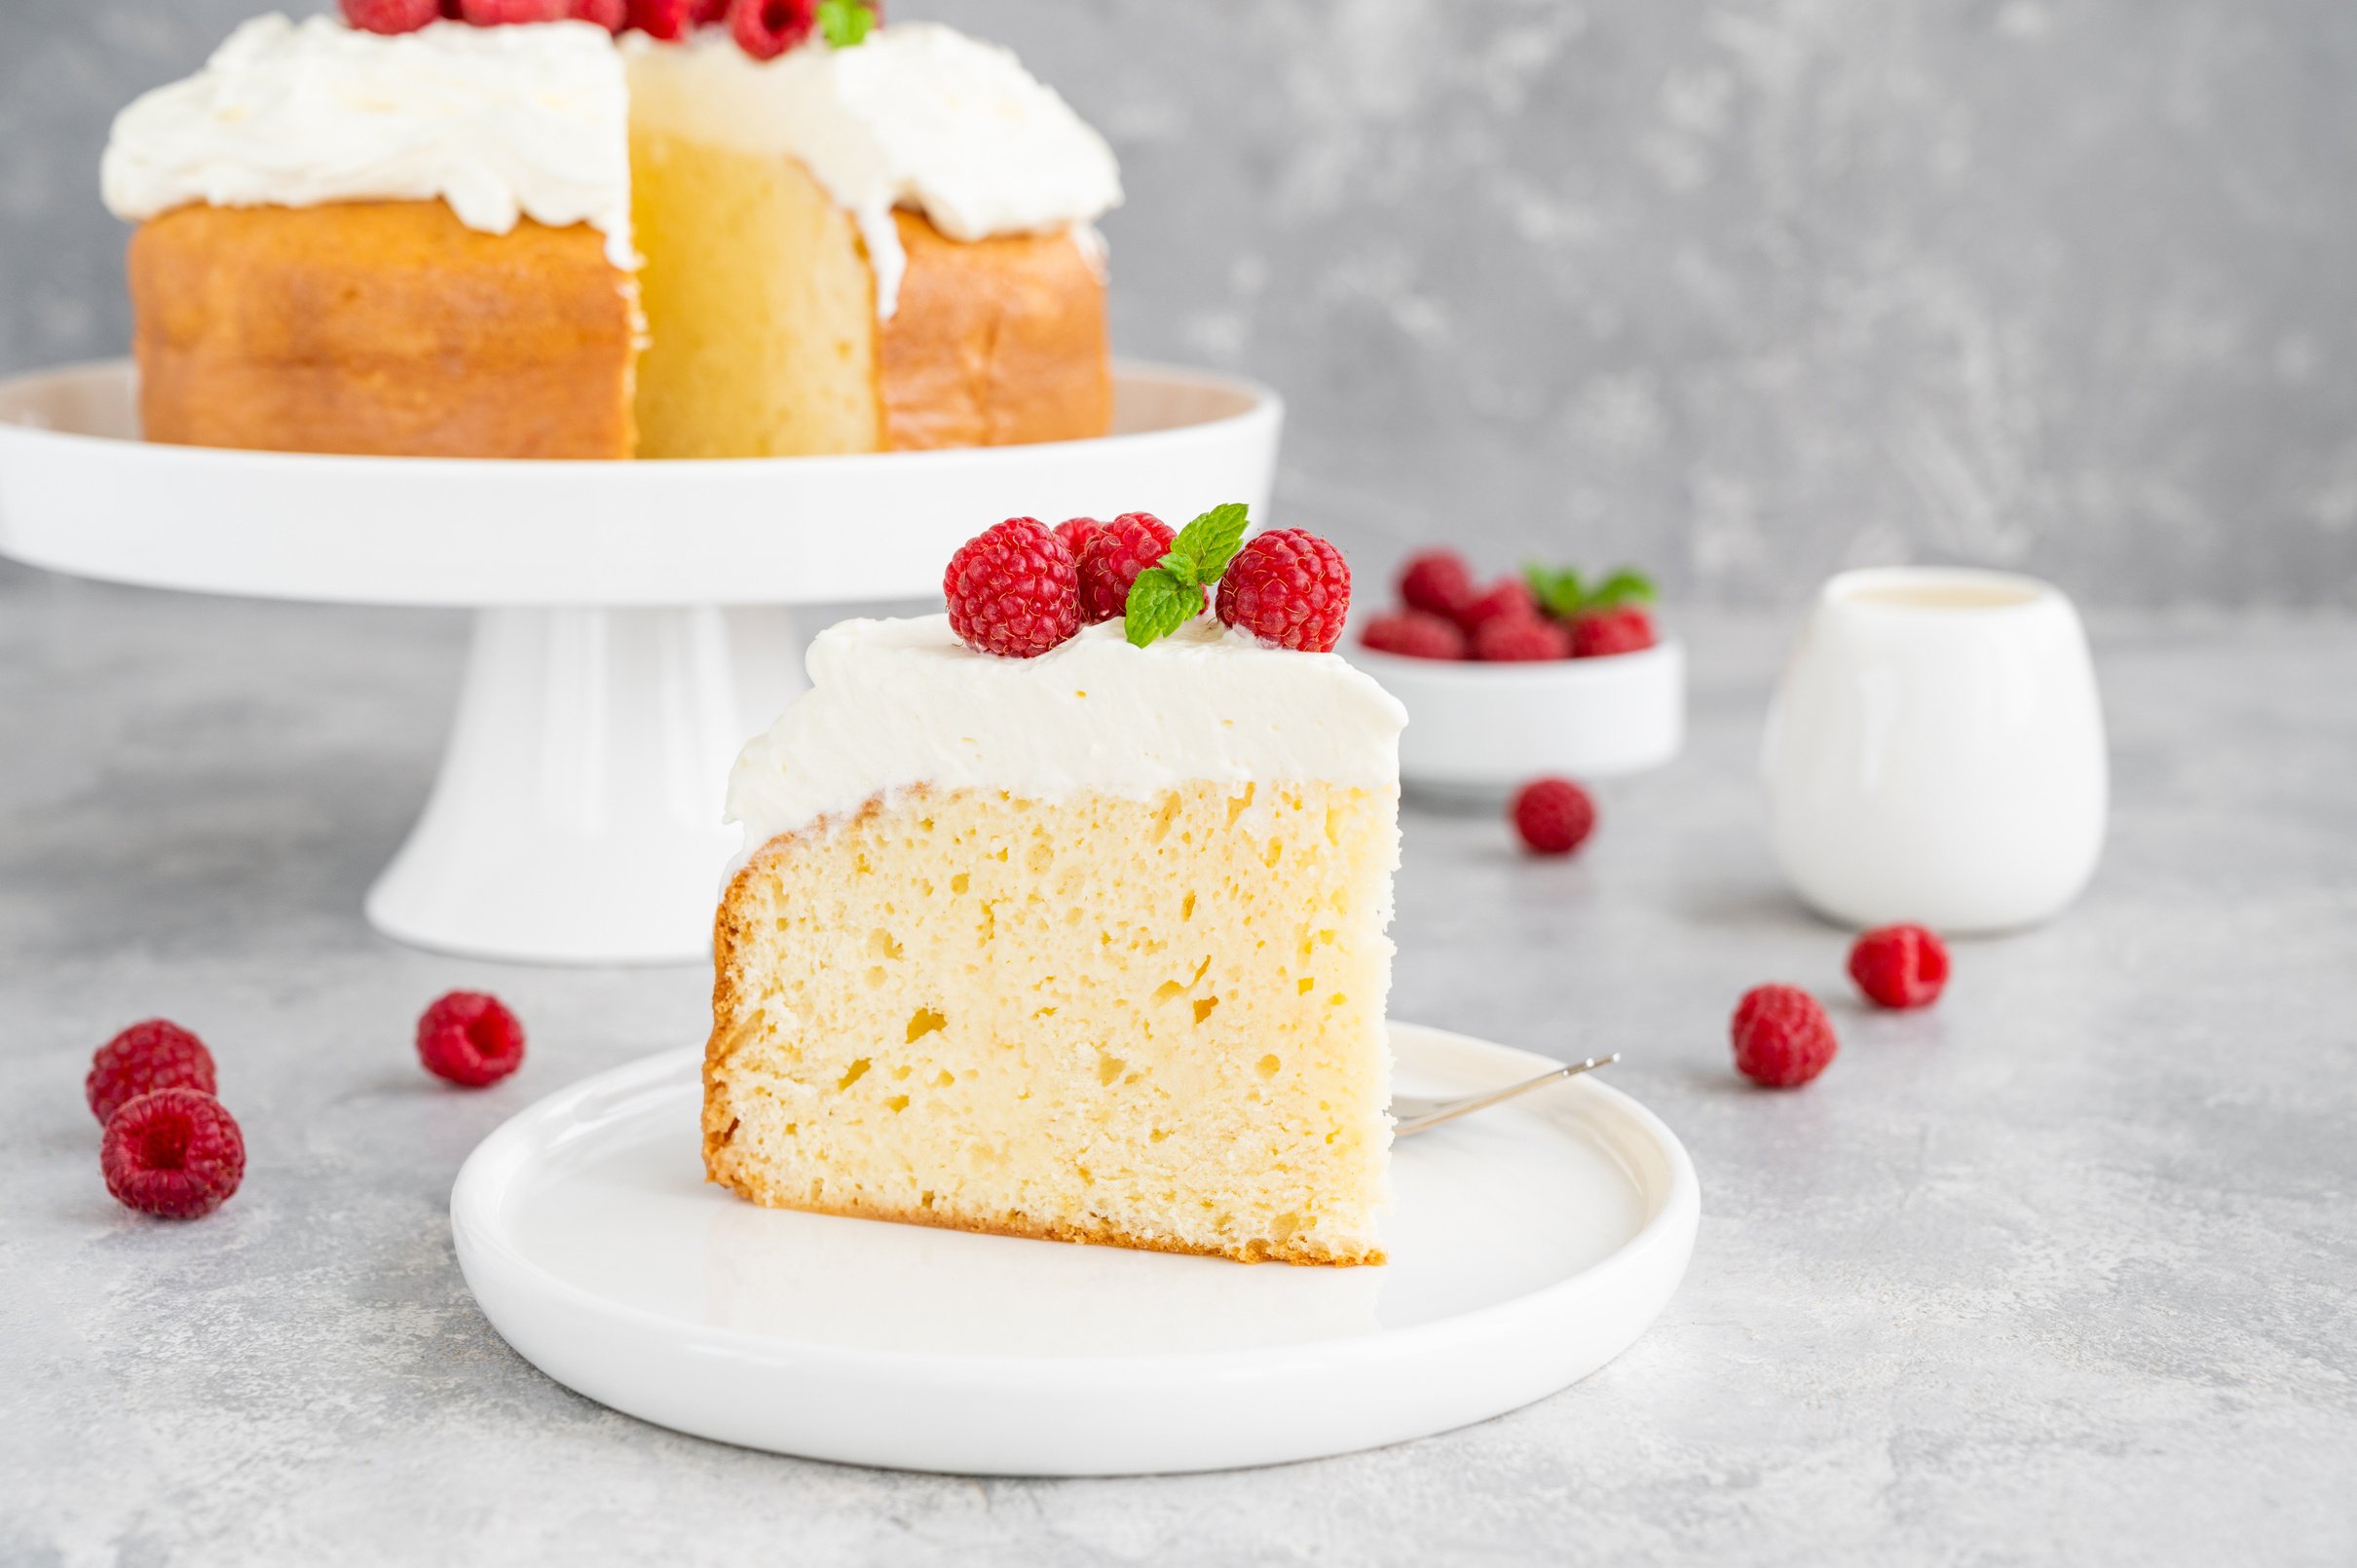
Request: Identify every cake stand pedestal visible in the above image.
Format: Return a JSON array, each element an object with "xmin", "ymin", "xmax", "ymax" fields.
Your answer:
[{"xmin": 0, "ymin": 359, "xmax": 1283, "ymax": 964}]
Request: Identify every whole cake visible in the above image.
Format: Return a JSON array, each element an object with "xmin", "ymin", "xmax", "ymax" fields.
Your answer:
[
  {"xmin": 100, "ymin": 4, "xmax": 1120, "ymax": 460},
  {"xmin": 706, "ymin": 512, "xmax": 1403, "ymax": 1264}
]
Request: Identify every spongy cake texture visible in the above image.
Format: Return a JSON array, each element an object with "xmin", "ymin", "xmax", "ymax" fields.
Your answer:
[{"xmin": 707, "ymin": 779, "xmax": 1398, "ymax": 1265}]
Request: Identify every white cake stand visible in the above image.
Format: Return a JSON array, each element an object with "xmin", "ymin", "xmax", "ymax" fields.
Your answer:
[{"xmin": 0, "ymin": 359, "xmax": 1282, "ymax": 964}]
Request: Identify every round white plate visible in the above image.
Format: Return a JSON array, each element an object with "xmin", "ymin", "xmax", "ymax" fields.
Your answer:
[
  {"xmin": 1349, "ymin": 640, "xmax": 1685, "ymax": 799},
  {"xmin": 0, "ymin": 358, "xmax": 1281, "ymax": 607},
  {"xmin": 451, "ymin": 1022, "xmax": 1700, "ymax": 1475}
]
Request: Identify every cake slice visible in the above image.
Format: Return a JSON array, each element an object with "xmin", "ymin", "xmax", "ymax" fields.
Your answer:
[{"xmin": 707, "ymin": 518, "xmax": 1402, "ymax": 1264}]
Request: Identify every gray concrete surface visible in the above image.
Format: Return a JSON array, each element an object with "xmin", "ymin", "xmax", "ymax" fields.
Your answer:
[
  {"xmin": 7, "ymin": 1, "xmax": 2357, "ymax": 607},
  {"xmin": 2, "ymin": 558, "xmax": 2351, "ymax": 1565}
]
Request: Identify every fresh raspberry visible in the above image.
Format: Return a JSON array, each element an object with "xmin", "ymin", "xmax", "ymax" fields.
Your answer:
[
  {"xmin": 101, "ymin": 1090, "xmax": 244, "ymax": 1220},
  {"xmin": 1510, "ymin": 777, "xmax": 1596, "ymax": 856},
  {"xmin": 730, "ymin": 0, "xmax": 813, "ymax": 56},
  {"xmin": 1054, "ymin": 517, "xmax": 1105, "ymax": 559},
  {"xmin": 1215, "ymin": 530, "xmax": 1352, "ymax": 652},
  {"xmin": 1077, "ymin": 512, "xmax": 1187, "ymax": 624},
  {"xmin": 343, "ymin": 0, "xmax": 442, "ymax": 32},
  {"xmin": 1458, "ymin": 578, "xmax": 1539, "ymax": 634},
  {"xmin": 458, "ymin": 0, "xmax": 571, "ymax": 21},
  {"xmin": 1398, "ymin": 549, "xmax": 1476, "ymax": 620},
  {"xmin": 87, "ymin": 1019, "xmax": 217, "ymax": 1126},
  {"xmin": 1732, "ymin": 985, "xmax": 1838, "ymax": 1088},
  {"xmin": 1849, "ymin": 924, "xmax": 1951, "ymax": 1009},
  {"xmin": 626, "ymin": 0, "xmax": 696, "ymax": 32},
  {"xmin": 417, "ymin": 990, "xmax": 528, "ymax": 1088},
  {"xmin": 1474, "ymin": 614, "xmax": 1572, "ymax": 661},
  {"xmin": 1570, "ymin": 605, "xmax": 1658, "ymax": 658},
  {"xmin": 571, "ymin": 0, "xmax": 627, "ymax": 29},
  {"xmin": 690, "ymin": 0, "xmax": 730, "ymax": 21},
  {"xmin": 944, "ymin": 517, "xmax": 1081, "ymax": 658},
  {"xmin": 1359, "ymin": 609, "xmax": 1468, "ymax": 660}
]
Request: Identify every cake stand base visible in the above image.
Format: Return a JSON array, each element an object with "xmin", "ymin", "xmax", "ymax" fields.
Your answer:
[{"xmin": 365, "ymin": 606, "xmax": 807, "ymax": 965}]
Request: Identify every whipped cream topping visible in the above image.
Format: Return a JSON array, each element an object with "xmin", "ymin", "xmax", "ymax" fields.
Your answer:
[
  {"xmin": 101, "ymin": 15, "xmax": 635, "ymax": 270},
  {"xmin": 727, "ymin": 616, "xmax": 1406, "ymax": 853},
  {"xmin": 624, "ymin": 22, "xmax": 1122, "ymax": 317}
]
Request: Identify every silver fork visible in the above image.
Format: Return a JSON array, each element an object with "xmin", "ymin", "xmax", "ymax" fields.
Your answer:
[{"xmin": 1390, "ymin": 1054, "xmax": 1622, "ymax": 1136}]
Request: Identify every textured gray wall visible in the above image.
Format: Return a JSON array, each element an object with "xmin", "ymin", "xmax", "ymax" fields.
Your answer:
[{"xmin": 6, "ymin": 0, "xmax": 2356, "ymax": 606}]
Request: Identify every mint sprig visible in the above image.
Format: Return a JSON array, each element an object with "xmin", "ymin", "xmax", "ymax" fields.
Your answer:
[
  {"xmin": 816, "ymin": 0, "xmax": 878, "ymax": 48},
  {"xmin": 1523, "ymin": 561, "xmax": 1655, "ymax": 619},
  {"xmin": 1123, "ymin": 502, "xmax": 1252, "ymax": 648}
]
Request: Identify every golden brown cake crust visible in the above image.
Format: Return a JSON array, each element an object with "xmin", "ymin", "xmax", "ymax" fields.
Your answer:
[
  {"xmin": 877, "ymin": 210, "xmax": 1113, "ymax": 451},
  {"xmin": 702, "ymin": 809, "xmax": 1385, "ymax": 1269},
  {"xmin": 129, "ymin": 200, "xmax": 637, "ymax": 459}
]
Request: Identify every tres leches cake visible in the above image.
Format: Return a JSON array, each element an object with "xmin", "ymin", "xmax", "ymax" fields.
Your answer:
[
  {"xmin": 707, "ymin": 510, "xmax": 1404, "ymax": 1264},
  {"xmin": 100, "ymin": 2, "xmax": 1120, "ymax": 459}
]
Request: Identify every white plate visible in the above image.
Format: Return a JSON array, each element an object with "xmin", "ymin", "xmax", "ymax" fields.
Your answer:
[
  {"xmin": 0, "ymin": 358, "xmax": 1281, "ymax": 607},
  {"xmin": 451, "ymin": 1022, "xmax": 1700, "ymax": 1475},
  {"xmin": 1350, "ymin": 640, "xmax": 1685, "ymax": 799}
]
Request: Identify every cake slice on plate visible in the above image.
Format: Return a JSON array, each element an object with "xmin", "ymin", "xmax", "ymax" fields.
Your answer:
[{"xmin": 707, "ymin": 511, "xmax": 1403, "ymax": 1264}]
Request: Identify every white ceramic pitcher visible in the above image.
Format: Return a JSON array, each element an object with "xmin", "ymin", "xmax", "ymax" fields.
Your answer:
[{"xmin": 1762, "ymin": 568, "xmax": 2107, "ymax": 933}]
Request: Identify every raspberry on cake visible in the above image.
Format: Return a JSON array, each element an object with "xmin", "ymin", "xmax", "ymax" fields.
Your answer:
[
  {"xmin": 1076, "ymin": 512, "xmax": 1184, "ymax": 625},
  {"xmin": 708, "ymin": 527, "xmax": 1406, "ymax": 1265}
]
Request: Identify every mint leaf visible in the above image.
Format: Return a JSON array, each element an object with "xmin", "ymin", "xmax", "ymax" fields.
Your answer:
[
  {"xmin": 1167, "ymin": 503, "xmax": 1251, "ymax": 586},
  {"xmin": 816, "ymin": 0, "xmax": 877, "ymax": 48},
  {"xmin": 1124, "ymin": 567, "xmax": 1197, "ymax": 648},
  {"xmin": 1590, "ymin": 568, "xmax": 1656, "ymax": 608},
  {"xmin": 1523, "ymin": 563, "xmax": 1586, "ymax": 619}
]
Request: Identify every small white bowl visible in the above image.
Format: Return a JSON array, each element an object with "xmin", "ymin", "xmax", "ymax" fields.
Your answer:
[{"xmin": 1349, "ymin": 639, "xmax": 1685, "ymax": 800}]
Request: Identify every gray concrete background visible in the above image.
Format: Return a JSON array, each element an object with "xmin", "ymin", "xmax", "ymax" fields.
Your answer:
[
  {"xmin": 5, "ymin": 570, "xmax": 2354, "ymax": 1565},
  {"xmin": 7, "ymin": 0, "xmax": 2357, "ymax": 609}
]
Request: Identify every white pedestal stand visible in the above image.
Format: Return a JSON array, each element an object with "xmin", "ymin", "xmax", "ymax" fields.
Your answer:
[{"xmin": 0, "ymin": 360, "xmax": 1283, "ymax": 963}]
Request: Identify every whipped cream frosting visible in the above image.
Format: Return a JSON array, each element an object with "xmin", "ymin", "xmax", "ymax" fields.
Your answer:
[
  {"xmin": 101, "ymin": 15, "xmax": 635, "ymax": 270},
  {"xmin": 727, "ymin": 616, "xmax": 1406, "ymax": 853},
  {"xmin": 624, "ymin": 22, "xmax": 1122, "ymax": 317}
]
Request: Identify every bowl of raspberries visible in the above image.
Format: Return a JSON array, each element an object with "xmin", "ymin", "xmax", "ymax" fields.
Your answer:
[{"xmin": 1349, "ymin": 548, "xmax": 1683, "ymax": 797}]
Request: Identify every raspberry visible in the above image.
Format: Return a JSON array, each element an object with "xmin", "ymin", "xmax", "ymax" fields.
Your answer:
[
  {"xmin": 101, "ymin": 1090, "xmax": 244, "ymax": 1220},
  {"xmin": 1510, "ymin": 777, "xmax": 1595, "ymax": 856},
  {"xmin": 1054, "ymin": 516, "xmax": 1105, "ymax": 559},
  {"xmin": 1215, "ymin": 530, "xmax": 1352, "ymax": 652},
  {"xmin": 1359, "ymin": 609, "xmax": 1468, "ymax": 660},
  {"xmin": 1731, "ymin": 985, "xmax": 1838, "ymax": 1088},
  {"xmin": 417, "ymin": 990, "xmax": 528, "ymax": 1087},
  {"xmin": 571, "ymin": 0, "xmax": 627, "ymax": 29},
  {"xmin": 1458, "ymin": 578, "xmax": 1539, "ymax": 634},
  {"xmin": 730, "ymin": 0, "xmax": 813, "ymax": 56},
  {"xmin": 944, "ymin": 517, "xmax": 1080, "ymax": 657},
  {"xmin": 1474, "ymin": 614, "xmax": 1572, "ymax": 661},
  {"xmin": 87, "ymin": 1019, "xmax": 217, "ymax": 1126},
  {"xmin": 458, "ymin": 0, "xmax": 571, "ymax": 21},
  {"xmin": 627, "ymin": 0, "xmax": 696, "ymax": 32},
  {"xmin": 1570, "ymin": 605, "xmax": 1657, "ymax": 658},
  {"xmin": 1077, "ymin": 512, "xmax": 1187, "ymax": 624},
  {"xmin": 1398, "ymin": 549, "xmax": 1476, "ymax": 620},
  {"xmin": 343, "ymin": 0, "xmax": 442, "ymax": 31},
  {"xmin": 1849, "ymin": 924, "xmax": 1951, "ymax": 1009},
  {"xmin": 690, "ymin": 0, "xmax": 730, "ymax": 20}
]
